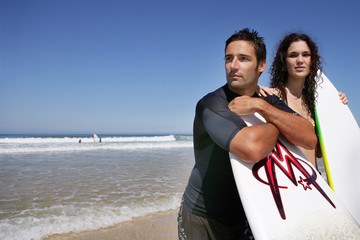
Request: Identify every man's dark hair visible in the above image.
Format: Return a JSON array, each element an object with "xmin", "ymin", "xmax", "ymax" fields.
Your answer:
[{"xmin": 225, "ymin": 28, "xmax": 267, "ymax": 65}]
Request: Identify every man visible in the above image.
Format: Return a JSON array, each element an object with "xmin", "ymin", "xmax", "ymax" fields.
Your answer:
[{"xmin": 178, "ymin": 28, "xmax": 317, "ymax": 240}]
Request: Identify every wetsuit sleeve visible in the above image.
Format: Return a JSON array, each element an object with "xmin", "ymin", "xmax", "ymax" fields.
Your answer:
[{"xmin": 196, "ymin": 93, "xmax": 247, "ymax": 151}]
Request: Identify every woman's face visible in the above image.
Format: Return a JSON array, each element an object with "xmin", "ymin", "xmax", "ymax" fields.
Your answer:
[{"xmin": 286, "ymin": 40, "xmax": 311, "ymax": 81}]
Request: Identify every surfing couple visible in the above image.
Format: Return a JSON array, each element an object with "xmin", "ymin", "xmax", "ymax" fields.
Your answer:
[{"xmin": 178, "ymin": 28, "xmax": 318, "ymax": 239}]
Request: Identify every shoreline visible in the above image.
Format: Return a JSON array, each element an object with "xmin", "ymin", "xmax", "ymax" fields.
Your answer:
[{"xmin": 45, "ymin": 209, "xmax": 179, "ymax": 240}]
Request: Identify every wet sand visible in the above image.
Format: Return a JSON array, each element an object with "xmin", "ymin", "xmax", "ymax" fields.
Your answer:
[{"xmin": 46, "ymin": 209, "xmax": 179, "ymax": 240}]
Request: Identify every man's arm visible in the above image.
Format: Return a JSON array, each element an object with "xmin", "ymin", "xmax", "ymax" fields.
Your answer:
[
  {"xmin": 198, "ymin": 93, "xmax": 280, "ymax": 164},
  {"xmin": 229, "ymin": 96, "xmax": 317, "ymax": 150},
  {"xmin": 229, "ymin": 122, "xmax": 279, "ymax": 163}
]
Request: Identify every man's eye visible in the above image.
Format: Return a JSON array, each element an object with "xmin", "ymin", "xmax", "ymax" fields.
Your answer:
[{"xmin": 225, "ymin": 57, "xmax": 233, "ymax": 62}]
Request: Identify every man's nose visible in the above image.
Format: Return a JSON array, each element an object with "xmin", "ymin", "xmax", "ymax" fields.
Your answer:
[{"xmin": 231, "ymin": 57, "xmax": 240, "ymax": 70}]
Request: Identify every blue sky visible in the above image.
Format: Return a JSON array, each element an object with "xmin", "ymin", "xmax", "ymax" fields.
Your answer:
[{"xmin": 1, "ymin": 0, "xmax": 359, "ymax": 134}]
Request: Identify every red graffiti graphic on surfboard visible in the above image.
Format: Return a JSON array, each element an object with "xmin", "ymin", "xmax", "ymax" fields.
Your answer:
[{"xmin": 252, "ymin": 140, "xmax": 336, "ymax": 220}]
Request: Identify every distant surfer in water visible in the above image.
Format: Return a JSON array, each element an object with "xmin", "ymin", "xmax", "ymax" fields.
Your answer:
[
  {"xmin": 178, "ymin": 28, "xmax": 317, "ymax": 240},
  {"xmin": 256, "ymin": 33, "xmax": 348, "ymax": 169}
]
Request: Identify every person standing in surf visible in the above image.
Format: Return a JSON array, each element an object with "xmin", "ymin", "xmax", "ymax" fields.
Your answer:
[
  {"xmin": 178, "ymin": 28, "xmax": 317, "ymax": 240},
  {"xmin": 257, "ymin": 33, "xmax": 348, "ymax": 169}
]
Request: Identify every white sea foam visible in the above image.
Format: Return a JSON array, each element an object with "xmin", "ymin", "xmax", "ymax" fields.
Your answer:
[
  {"xmin": 0, "ymin": 135, "xmax": 193, "ymax": 154},
  {"xmin": 0, "ymin": 135, "xmax": 177, "ymax": 144},
  {"xmin": 0, "ymin": 194, "xmax": 182, "ymax": 240}
]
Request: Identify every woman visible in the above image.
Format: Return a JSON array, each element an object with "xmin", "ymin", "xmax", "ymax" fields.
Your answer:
[{"xmin": 257, "ymin": 33, "xmax": 348, "ymax": 169}]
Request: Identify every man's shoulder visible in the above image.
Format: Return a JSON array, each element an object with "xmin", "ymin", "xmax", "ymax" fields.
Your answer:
[
  {"xmin": 260, "ymin": 94, "xmax": 295, "ymax": 114},
  {"xmin": 195, "ymin": 86, "xmax": 228, "ymax": 115},
  {"xmin": 198, "ymin": 85, "xmax": 227, "ymax": 105},
  {"xmin": 260, "ymin": 94, "xmax": 282, "ymax": 105}
]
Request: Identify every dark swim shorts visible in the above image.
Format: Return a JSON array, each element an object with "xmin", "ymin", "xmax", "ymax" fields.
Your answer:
[{"xmin": 178, "ymin": 198, "xmax": 254, "ymax": 240}]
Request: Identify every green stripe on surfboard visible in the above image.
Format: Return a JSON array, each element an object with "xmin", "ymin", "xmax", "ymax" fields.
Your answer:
[{"xmin": 314, "ymin": 104, "xmax": 335, "ymax": 191}]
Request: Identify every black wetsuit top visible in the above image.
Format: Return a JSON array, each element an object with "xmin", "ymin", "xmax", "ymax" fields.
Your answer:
[{"xmin": 183, "ymin": 84, "xmax": 296, "ymax": 225}]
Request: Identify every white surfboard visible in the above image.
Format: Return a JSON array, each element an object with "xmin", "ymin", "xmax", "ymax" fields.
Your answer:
[
  {"xmin": 315, "ymin": 72, "xmax": 360, "ymax": 224},
  {"xmin": 230, "ymin": 113, "xmax": 360, "ymax": 240}
]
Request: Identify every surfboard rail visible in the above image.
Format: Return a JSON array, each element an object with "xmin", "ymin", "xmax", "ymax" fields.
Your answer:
[
  {"xmin": 314, "ymin": 105, "xmax": 335, "ymax": 191},
  {"xmin": 315, "ymin": 72, "xmax": 360, "ymax": 224}
]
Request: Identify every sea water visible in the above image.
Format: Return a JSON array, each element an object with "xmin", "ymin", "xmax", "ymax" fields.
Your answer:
[{"xmin": 0, "ymin": 134, "xmax": 194, "ymax": 240}]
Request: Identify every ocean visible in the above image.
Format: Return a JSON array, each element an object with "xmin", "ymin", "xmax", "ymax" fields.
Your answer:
[{"xmin": 0, "ymin": 134, "xmax": 194, "ymax": 240}]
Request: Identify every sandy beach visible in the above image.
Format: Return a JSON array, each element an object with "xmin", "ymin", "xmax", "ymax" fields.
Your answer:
[{"xmin": 45, "ymin": 209, "xmax": 179, "ymax": 240}]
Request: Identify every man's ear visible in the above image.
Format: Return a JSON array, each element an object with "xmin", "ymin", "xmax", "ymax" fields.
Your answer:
[{"xmin": 258, "ymin": 60, "xmax": 266, "ymax": 73}]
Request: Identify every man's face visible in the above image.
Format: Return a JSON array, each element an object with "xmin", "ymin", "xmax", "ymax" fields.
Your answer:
[{"xmin": 225, "ymin": 40, "xmax": 265, "ymax": 96}]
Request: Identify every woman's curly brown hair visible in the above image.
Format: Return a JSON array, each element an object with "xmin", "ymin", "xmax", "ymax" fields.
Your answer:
[{"xmin": 269, "ymin": 33, "xmax": 323, "ymax": 120}]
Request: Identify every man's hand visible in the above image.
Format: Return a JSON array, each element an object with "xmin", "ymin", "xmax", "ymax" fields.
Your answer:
[{"xmin": 228, "ymin": 96, "xmax": 263, "ymax": 115}]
